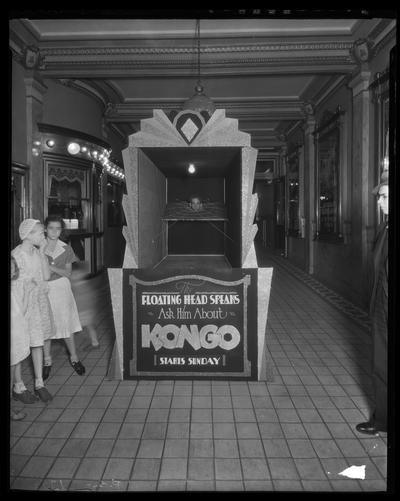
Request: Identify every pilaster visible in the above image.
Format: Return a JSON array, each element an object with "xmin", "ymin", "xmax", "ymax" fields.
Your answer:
[
  {"xmin": 24, "ymin": 71, "xmax": 48, "ymax": 219},
  {"xmin": 303, "ymin": 115, "xmax": 316, "ymax": 274}
]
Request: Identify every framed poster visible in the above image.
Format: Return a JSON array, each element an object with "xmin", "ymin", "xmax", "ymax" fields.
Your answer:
[{"xmin": 123, "ymin": 268, "xmax": 258, "ymax": 379}]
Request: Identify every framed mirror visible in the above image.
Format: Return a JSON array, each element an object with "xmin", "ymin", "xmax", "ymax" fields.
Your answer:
[
  {"xmin": 287, "ymin": 148, "xmax": 300, "ymax": 236},
  {"xmin": 315, "ymin": 108, "xmax": 344, "ymax": 242}
]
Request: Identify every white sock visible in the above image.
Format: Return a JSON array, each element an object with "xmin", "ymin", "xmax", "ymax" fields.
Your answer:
[
  {"xmin": 44, "ymin": 356, "xmax": 52, "ymax": 366},
  {"xmin": 13, "ymin": 382, "xmax": 27, "ymax": 393},
  {"xmin": 35, "ymin": 378, "xmax": 44, "ymax": 389},
  {"xmin": 70, "ymin": 355, "xmax": 79, "ymax": 363}
]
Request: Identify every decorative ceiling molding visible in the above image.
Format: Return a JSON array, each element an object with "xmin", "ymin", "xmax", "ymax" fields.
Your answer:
[
  {"xmin": 17, "ymin": 41, "xmax": 357, "ymax": 77},
  {"xmin": 103, "ymin": 99, "xmax": 306, "ymax": 123}
]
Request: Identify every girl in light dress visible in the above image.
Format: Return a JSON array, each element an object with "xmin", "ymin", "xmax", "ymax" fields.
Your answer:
[
  {"xmin": 10, "ymin": 256, "xmax": 33, "ymax": 419},
  {"xmin": 42, "ymin": 216, "xmax": 85, "ymax": 379},
  {"xmin": 11, "ymin": 219, "xmax": 54, "ymax": 403}
]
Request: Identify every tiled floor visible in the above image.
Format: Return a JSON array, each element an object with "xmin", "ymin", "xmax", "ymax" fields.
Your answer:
[{"xmin": 9, "ymin": 246, "xmax": 387, "ymax": 492}]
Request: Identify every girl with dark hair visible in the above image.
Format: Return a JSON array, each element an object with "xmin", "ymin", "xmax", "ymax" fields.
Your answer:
[{"xmin": 42, "ymin": 215, "xmax": 85, "ymax": 379}]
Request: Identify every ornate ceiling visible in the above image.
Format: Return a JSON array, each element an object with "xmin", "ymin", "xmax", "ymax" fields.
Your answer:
[{"xmin": 10, "ymin": 16, "xmax": 396, "ymax": 155}]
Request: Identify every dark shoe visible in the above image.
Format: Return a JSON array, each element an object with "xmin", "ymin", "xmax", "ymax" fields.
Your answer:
[
  {"xmin": 42, "ymin": 364, "xmax": 52, "ymax": 381},
  {"xmin": 71, "ymin": 360, "xmax": 86, "ymax": 375},
  {"xmin": 12, "ymin": 389, "xmax": 38, "ymax": 404},
  {"xmin": 34, "ymin": 386, "xmax": 53, "ymax": 403},
  {"xmin": 356, "ymin": 421, "xmax": 386, "ymax": 435}
]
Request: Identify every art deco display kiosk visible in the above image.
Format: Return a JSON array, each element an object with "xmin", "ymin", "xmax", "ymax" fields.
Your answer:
[{"xmin": 108, "ymin": 107, "xmax": 273, "ymax": 380}]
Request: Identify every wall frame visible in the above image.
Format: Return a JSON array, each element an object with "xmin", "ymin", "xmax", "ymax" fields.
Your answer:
[
  {"xmin": 370, "ymin": 69, "xmax": 389, "ymax": 226},
  {"xmin": 314, "ymin": 107, "xmax": 345, "ymax": 243}
]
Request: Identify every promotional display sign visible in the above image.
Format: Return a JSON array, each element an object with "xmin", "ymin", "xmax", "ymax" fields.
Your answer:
[{"xmin": 123, "ymin": 269, "xmax": 258, "ymax": 379}]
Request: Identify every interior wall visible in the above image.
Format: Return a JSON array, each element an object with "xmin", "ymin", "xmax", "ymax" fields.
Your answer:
[
  {"xmin": 167, "ymin": 177, "xmax": 224, "ymax": 203},
  {"xmin": 225, "ymin": 152, "xmax": 242, "ymax": 267},
  {"xmin": 11, "ymin": 59, "xmax": 27, "ymax": 165},
  {"xmin": 42, "ymin": 80, "xmax": 104, "ymax": 139},
  {"xmin": 138, "ymin": 150, "xmax": 167, "ymax": 268}
]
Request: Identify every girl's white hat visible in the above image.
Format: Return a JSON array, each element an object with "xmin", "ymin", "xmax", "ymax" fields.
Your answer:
[{"xmin": 19, "ymin": 218, "xmax": 40, "ymax": 240}]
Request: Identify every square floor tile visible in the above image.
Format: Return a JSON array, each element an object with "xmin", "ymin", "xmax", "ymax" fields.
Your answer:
[
  {"xmin": 79, "ymin": 408, "xmax": 106, "ymax": 423},
  {"xmin": 11, "ymin": 477, "xmax": 43, "ymax": 490},
  {"xmin": 216, "ymin": 480, "xmax": 244, "ymax": 490},
  {"xmin": 19, "ymin": 456, "xmax": 55, "ymax": 478},
  {"xmin": 159, "ymin": 458, "xmax": 187, "ymax": 480},
  {"xmin": 258, "ymin": 422, "xmax": 284, "ymax": 439},
  {"xmin": 238, "ymin": 439, "xmax": 265, "ymax": 458},
  {"xmin": 191, "ymin": 408, "xmax": 212, "ymax": 422},
  {"xmin": 212, "ymin": 408, "xmax": 234, "ymax": 422},
  {"xmin": 273, "ymin": 479, "xmax": 303, "ymax": 491},
  {"xmin": 281, "ymin": 423, "xmax": 308, "ymax": 439},
  {"xmin": 187, "ymin": 480, "xmax": 215, "ymax": 490},
  {"xmin": 10, "ymin": 454, "xmax": 29, "ymax": 477},
  {"xmin": 141, "ymin": 422, "xmax": 167, "ymax": 439},
  {"xmin": 241, "ymin": 458, "xmax": 270, "ymax": 480},
  {"xmin": 166, "ymin": 422, "xmax": 190, "ymax": 438},
  {"xmin": 103, "ymin": 458, "xmax": 134, "ymax": 480},
  {"xmin": 235, "ymin": 422, "xmax": 260, "ymax": 439},
  {"xmin": 75, "ymin": 458, "xmax": 108, "ymax": 480},
  {"xmin": 127, "ymin": 480, "xmax": 157, "ymax": 491},
  {"xmin": 87, "ymin": 439, "xmax": 115, "ymax": 457},
  {"xmin": 303, "ymin": 422, "xmax": 332, "ymax": 439},
  {"xmin": 23, "ymin": 422, "xmax": 53, "ymax": 438},
  {"xmin": 12, "ymin": 437, "xmax": 42, "ymax": 456},
  {"xmin": 163, "ymin": 439, "xmax": 189, "ymax": 458},
  {"xmin": 188, "ymin": 458, "xmax": 214, "ymax": 480},
  {"xmin": 71, "ymin": 422, "xmax": 99, "ymax": 438},
  {"xmin": 59, "ymin": 438, "xmax": 91, "ymax": 457},
  {"xmin": 214, "ymin": 439, "xmax": 239, "ymax": 458},
  {"xmin": 146, "ymin": 408, "xmax": 170, "ymax": 422},
  {"xmin": 294, "ymin": 458, "xmax": 327, "ymax": 480},
  {"xmin": 190, "ymin": 422, "xmax": 213, "ymax": 438},
  {"xmin": 275, "ymin": 408, "xmax": 300, "ymax": 423},
  {"xmin": 262, "ymin": 438, "xmax": 290, "ymax": 458},
  {"xmin": 335, "ymin": 438, "xmax": 369, "ymax": 457},
  {"xmin": 244, "ymin": 480, "xmax": 273, "ymax": 491},
  {"xmin": 94, "ymin": 422, "xmax": 121, "ymax": 439},
  {"xmin": 189, "ymin": 439, "xmax": 214, "ymax": 457},
  {"xmin": 168, "ymin": 408, "xmax": 191, "ymax": 422},
  {"xmin": 118, "ymin": 423, "xmax": 144, "ymax": 439},
  {"xmin": 215, "ymin": 458, "xmax": 242, "ymax": 480},
  {"xmin": 267, "ymin": 458, "xmax": 299, "ymax": 480},
  {"xmin": 287, "ymin": 439, "xmax": 316, "ymax": 458},
  {"xmin": 35, "ymin": 438, "xmax": 67, "ymax": 456},
  {"xmin": 213, "ymin": 422, "xmax": 236, "ymax": 439},
  {"xmin": 111, "ymin": 438, "xmax": 140, "ymax": 458},
  {"xmin": 136, "ymin": 439, "xmax": 164, "ymax": 459},
  {"xmin": 130, "ymin": 459, "xmax": 160, "ymax": 480}
]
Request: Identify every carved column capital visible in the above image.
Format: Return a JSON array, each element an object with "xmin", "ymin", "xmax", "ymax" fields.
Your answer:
[{"xmin": 347, "ymin": 69, "xmax": 372, "ymax": 97}]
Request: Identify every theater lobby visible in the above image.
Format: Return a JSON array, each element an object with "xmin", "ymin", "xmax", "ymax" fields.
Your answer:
[{"xmin": 9, "ymin": 12, "xmax": 395, "ymax": 492}]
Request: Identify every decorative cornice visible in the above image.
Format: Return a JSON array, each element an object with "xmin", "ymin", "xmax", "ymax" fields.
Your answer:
[
  {"xmin": 103, "ymin": 99, "xmax": 305, "ymax": 123},
  {"xmin": 27, "ymin": 41, "xmax": 357, "ymax": 77},
  {"xmin": 40, "ymin": 42, "xmax": 355, "ymax": 57}
]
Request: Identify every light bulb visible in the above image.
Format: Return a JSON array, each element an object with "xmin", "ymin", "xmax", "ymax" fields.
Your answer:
[
  {"xmin": 188, "ymin": 164, "xmax": 196, "ymax": 174},
  {"xmin": 67, "ymin": 142, "xmax": 80, "ymax": 155}
]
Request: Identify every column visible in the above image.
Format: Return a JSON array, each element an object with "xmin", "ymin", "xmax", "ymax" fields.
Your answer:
[
  {"xmin": 347, "ymin": 67, "xmax": 373, "ymax": 303},
  {"xmin": 302, "ymin": 110, "xmax": 316, "ymax": 274},
  {"xmin": 24, "ymin": 71, "xmax": 47, "ymax": 220}
]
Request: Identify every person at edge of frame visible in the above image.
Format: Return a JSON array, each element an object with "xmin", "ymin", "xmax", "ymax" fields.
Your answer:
[{"xmin": 356, "ymin": 164, "xmax": 389, "ymax": 436}]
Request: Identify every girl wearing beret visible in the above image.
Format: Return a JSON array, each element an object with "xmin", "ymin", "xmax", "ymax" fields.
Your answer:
[{"xmin": 11, "ymin": 219, "xmax": 53, "ymax": 403}]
